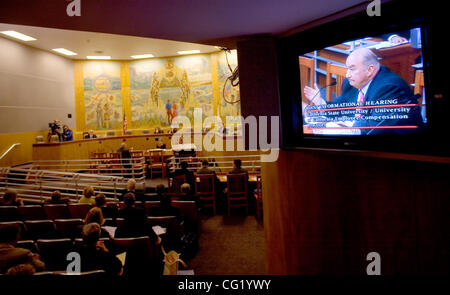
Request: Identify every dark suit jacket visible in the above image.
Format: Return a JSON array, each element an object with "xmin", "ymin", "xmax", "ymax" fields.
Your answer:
[
  {"xmin": 116, "ymin": 207, "xmax": 158, "ymax": 243},
  {"xmin": 331, "ymin": 66, "xmax": 423, "ymax": 135}
]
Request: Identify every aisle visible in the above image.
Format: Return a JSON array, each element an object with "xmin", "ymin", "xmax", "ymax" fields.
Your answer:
[{"xmin": 187, "ymin": 215, "xmax": 266, "ymax": 275}]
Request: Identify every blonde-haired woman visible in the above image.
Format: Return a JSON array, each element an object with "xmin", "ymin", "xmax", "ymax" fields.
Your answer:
[{"xmin": 79, "ymin": 186, "xmax": 96, "ymax": 205}]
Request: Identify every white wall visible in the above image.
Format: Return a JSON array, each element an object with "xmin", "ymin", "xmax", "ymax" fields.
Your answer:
[{"xmin": 0, "ymin": 36, "xmax": 75, "ymax": 133}]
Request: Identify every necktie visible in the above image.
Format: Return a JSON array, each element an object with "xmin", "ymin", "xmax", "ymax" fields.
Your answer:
[
  {"xmin": 357, "ymin": 90, "xmax": 365, "ymax": 104},
  {"xmin": 355, "ymin": 90, "xmax": 365, "ymax": 119}
]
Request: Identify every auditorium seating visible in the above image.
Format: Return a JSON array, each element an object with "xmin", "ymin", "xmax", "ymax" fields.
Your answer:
[
  {"xmin": 226, "ymin": 173, "xmax": 248, "ymax": 215},
  {"xmin": 172, "ymin": 200, "xmax": 199, "ymax": 234},
  {"xmin": 18, "ymin": 205, "xmax": 47, "ymax": 220},
  {"xmin": 37, "ymin": 238, "xmax": 75, "ymax": 271},
  {"xmin": 44, "ymin": 204, "xmax": 71, "ymax": 220},
  {"xmin": 24, "ymin": 220, "xmax": 59, "ymax": 240},
  {"xmin": 68, "ymin": 203, "xmax": 92, "ymax": 219},
  {"xmin": 0, "ymin": 206, "xmax": 20, "ymax": 222},
  {"xmin": 195, "ymin": 174, "xmax": 216, "ymax": 215},
  {"xmin": 54, "ymin": 218, "xmax": 83, "ymax": 239}
]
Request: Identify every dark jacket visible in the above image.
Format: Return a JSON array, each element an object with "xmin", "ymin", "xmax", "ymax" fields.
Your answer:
[
  {"xmin": 332, "ymin": 66, "xmax": 423, "ymax": 135},
  {"xmin": 78, "ymin": 245, "xmax": 122, "ymax": 275}
]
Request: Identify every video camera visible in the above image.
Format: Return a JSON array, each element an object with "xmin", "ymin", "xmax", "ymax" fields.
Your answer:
[{"xmin": 48, "ymin": 121, "xmax": 62, "ymax": 132}]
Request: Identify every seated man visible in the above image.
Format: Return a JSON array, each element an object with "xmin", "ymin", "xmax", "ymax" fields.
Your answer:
[
  {"xmin": 196, "ymin": 160, "xmax": 224, "ymax": 195},
  {"xmin": 170, "ymin": 161, "xmax": 195, "ymax": 189},
  {"xmin": 229, "ymin": 159, "xmax": 248, "ymax": 176},
  {"xmin": 0, "ymin": 223, "xmax": 45, "ymax": 274},
  {"xmin": 78, "ymin": 223, "xmax": 122, "ymax": 275},
  {"xmin": 303, "ymin": 47, "xmax": 423, "ymax": 135}
]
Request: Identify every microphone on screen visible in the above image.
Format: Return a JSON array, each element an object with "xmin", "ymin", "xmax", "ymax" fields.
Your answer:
[{"xmin": 306, "ymin": 81, "xmax": 337, "ymax": 106}]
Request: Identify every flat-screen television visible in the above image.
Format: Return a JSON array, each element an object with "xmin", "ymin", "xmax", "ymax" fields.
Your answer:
[{"xmin": 278, "ymin": 1, "xmax": 447, "ymax": 155}]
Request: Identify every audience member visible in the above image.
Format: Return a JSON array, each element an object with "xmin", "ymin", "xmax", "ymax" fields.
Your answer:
[
  {"xmin": 79, "ymin": 186, "xmax": 96, "ymax": 205},
  {"xmin": 171, "ymin": 161, "xmax": 195, "ymax": 189},
  {"xmin": 148, "ymin": 186, "xmax": 183, "ymax": 223},
  {"xmin": 45, "ymin": 190, "xmax": 69, "ymax": 204},
  {"xmin": 196, "ymin": 159, "xmax": 225, "ymax": 200},
  {"xmin": 0, "ymin": 189, "xmax": 23, "ymax": 206},
  {"xmin": 78, "ymin": 223, "xmax": 122, "ymax": 275},
  {"xmin": 83, "ymin": 207, "xmax": 111, "ymax": 239},
  {"xmin": 95, "ymin": 193, "xmax": 118, "ymax": 221},
  {"xmin": 116, "ymin": 193, "xmax": 160, "ymax": 245},
  {"xmin": 0, "ymin": 223, "xmax": 45, "ymax": 274},
  {"xmin": 120, "ymin": 178, "xmax": 145, "ymax": 202}
]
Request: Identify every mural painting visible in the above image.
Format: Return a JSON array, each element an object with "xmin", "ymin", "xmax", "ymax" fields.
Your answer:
[
  {"xmin": 83, "ymin": 62, "xmax": 123, "ymax": 130},
  {"xmin": 130, "ymin": 55, "xmax": 213, "ymax": 128}
]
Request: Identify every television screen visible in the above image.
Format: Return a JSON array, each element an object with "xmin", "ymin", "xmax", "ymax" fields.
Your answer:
[{"xmin": 299, "ymin": 27, "xmax": 426, "ymax": 136}]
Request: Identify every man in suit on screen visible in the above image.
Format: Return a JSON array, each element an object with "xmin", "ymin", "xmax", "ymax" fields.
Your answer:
[{"xmin": 304, "ymin": 48, "xmax": 423, "ymax": 135}]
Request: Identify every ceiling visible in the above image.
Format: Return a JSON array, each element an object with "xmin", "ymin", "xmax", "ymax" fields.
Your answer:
[
  {"xmin": 0, "ymin": 23, "xmax": 219, "ymax": 60},
  {"xmin": 0, "ymin": 0, "xmax": 367, "ymax": 59}
]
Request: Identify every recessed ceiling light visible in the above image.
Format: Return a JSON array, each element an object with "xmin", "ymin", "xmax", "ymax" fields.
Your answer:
[
  {"xmin": 177, "ymin": 50, "xmax": 200, "ymax": 55},
  {"xmin": 52, "ymin": 48, "xmax": 77, "ymax": 56},
  {"xmin": 86, "ymin": 56, "xmax": 111, "ymax": 60},
  {"xmin": 1, "ymin": 30, "xmax": 36, "ymax": 41},
  {"xmin": 131, "ymin": 54, "xmax": 154, "ymax": 59}
]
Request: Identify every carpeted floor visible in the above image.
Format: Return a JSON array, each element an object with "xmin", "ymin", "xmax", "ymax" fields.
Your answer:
[{"xmin": 187, "ymin": 214, "xmax": 266, "ymax": 275}]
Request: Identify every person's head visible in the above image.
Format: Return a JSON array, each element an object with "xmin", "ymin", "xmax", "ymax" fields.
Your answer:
[
  {"xmin": 156, "ymin": 184, "xmax": 165, "ymax": 196},
  {"xmin": 233, "ymin": 159, "xmax": 242, "ymax": 169},
  {"xmin": 181, "ymin": 183, "xmax": 190, "ymax": 194},
  {"xmin": 127, "ymin": 178, "xmax": 136, "ymax": 191},
  {"xmin": 123, "ymin": 192, "xmax": 136, "ymax": 208},
  {"xmin": 88, "ymin": 130, "xmax": 94, "ymax": 136},
  {"xmin": 6, "ymin": 263, "xmax": 36, "ymax": 276},
  {"xmin": 201, "ymin": 160, "xmax": 209, "ymax": 168},
  {"xmin": 180, "ymin": 161, "xmax": 188, "ymax": 170},
  {"xmin": 2, "ymin": 189, "xmax": 18, "ymax": 203},
  {"xmin": 63, "ymin": 125, "xmax": 69, "ymax": 131},
  {"xmin": 0, "ymin": 223, "xmax": 21, "ymax": 245},
  {"xmin": 83, "ymin": 186, "xmax": 95, "ymax": 198},
  {"xmin": 95, "ymin": 193, "xmax": 106, "ymax": 207},
  {"xmin": 120, "ymin": 142, "xmax": 127, "ymax": 149},
  {"xmin": 82, "ymin": 223, "xmax": 101, "ymax": 246},
  {"xmin": 51, "ymin": 190, "xmax": 62, "ymax": 202},
  {"xmin": 345, "ymin": 47, "xmax": 381, "ymax": 90},
  {"xmin": 84, "ymin": 207, "xmax": 105, "ymax": 225}
]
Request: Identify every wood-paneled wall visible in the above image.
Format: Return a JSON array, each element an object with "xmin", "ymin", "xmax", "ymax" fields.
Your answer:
[{"xmin": 262, "ymin": 149, "xmax": 450, "ymax": 274}]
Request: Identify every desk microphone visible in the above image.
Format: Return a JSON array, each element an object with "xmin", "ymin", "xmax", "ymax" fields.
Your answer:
[{"xmin": 306, "ymin": 81, "xmax": 337, "ymax": 106}]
